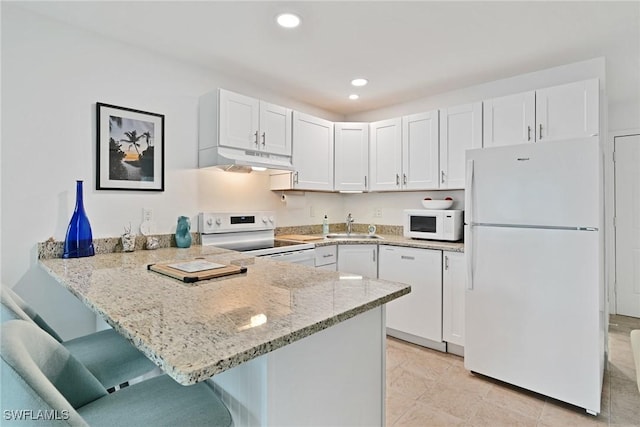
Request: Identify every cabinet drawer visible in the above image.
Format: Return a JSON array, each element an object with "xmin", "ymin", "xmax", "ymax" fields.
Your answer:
[{"xmin": 315, "ymin": 245, "xmax": 337, "ymax": 267}]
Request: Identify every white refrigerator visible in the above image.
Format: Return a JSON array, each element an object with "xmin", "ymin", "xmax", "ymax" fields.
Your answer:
[{"xmin": 464, "ymin": 138, "xmax": 605, "ymax": 415}]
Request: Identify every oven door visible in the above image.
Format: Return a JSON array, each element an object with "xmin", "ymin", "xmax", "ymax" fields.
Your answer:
[{"xmin": 403, "ymin": 210, "xmax": 444, "ymax": 240}]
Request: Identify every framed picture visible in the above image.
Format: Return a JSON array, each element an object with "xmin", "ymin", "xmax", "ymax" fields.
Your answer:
[{"xmin": 96, "ymin": 103, "xmax": 164, "ymax": 191}]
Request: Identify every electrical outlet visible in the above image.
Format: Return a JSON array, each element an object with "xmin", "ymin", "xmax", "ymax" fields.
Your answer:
[
  {"xmin": 374, "ymin": 208, "xmax": 383, "ymax": 218},
  {"xmin": 143, "ymin": 208, "xmax": 153, "ymax": 222}
]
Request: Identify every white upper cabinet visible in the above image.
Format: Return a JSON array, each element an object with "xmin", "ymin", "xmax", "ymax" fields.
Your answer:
[
  {"xmin": 402, "ymin": 111, "xmax": 440, "ymax": 190},
  {"xmin": 369, "ymin": 118, "xmax": 403, "ymax": 191},
  {"xmin": 483, "ymin": 91, "xmax": 536, "ymax": 147},
  {"xmin": 259, "ymin": 101, "xmax": 293, "ymax": 155},
  {"xmin": 535, "ymin": 79, "xmax": 599, "ymax": 142},
  {"xmin": 439, "ymin": 102, "xmax": 483, "ymax": 189},
  {"xmin": 219, "ymin": 89, "xmax": 291, "ymax": 155},
  {"xmin": 483, "ymin": 79, "xmax": 599, "ymax": 147},
  {"xmin": 334, "ymin": 123, "xmax": 369, "ymax": 192},
  {"xmin": 291, "ymin": 112, "xmax": 334, "ymax": 191}
]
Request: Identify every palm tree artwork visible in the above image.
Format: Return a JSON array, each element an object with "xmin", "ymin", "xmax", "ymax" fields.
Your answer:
[{"xmin": 108, "ymin": 115, "xmax": 155, "ymax": 181}]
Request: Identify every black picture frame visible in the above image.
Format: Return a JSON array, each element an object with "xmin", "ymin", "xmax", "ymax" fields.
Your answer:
[{"xmin": 96, "ymin": 102, "xmax": 165, "ymax": 191}]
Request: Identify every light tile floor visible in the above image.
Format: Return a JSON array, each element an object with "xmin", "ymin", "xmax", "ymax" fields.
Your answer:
[{"xmin": 386, "ymin": 315, "xmax": 640, "ymax": 426}]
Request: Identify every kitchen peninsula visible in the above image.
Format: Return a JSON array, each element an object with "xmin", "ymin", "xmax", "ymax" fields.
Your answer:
[{"xmin": 39, "ymin": 245, "xmax": 410, "ymax": 426}]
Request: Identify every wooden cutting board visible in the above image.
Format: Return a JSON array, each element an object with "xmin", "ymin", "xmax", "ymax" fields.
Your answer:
[
  {"xmin": 148, "ymin": 260, "xmax": 247, "ymax": 283},
  {"xmin": 277, "ymin": 234, "xmax": 324, "ymax": 242}
]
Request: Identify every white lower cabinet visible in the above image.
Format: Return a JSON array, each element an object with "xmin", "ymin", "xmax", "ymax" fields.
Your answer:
[
  {"xmin": 337, "ymin": 245, "xmax": 378, "ymax": 278},
  {"xmin": 378, "ymin": 245, "xmax": 443, "ymax": 349},
  {"xmin": 442, "ymin": 251, "xmax": 466, "ymax": 349}
]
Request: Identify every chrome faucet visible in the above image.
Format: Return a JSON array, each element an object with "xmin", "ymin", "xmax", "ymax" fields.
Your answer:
[{"xmin": 346, "ymin": 213, "xmax": 354, "ymax": 235}]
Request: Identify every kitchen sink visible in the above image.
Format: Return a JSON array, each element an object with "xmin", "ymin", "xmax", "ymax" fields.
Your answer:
[{"xmin": 325, "ymin": 233, "xmax": 383, "ymax": 239}]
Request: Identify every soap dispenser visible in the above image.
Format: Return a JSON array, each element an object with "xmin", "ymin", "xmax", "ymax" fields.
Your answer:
[{"xmin": 322, "ymin": 214, "xmax": 329, "ymax": 235}]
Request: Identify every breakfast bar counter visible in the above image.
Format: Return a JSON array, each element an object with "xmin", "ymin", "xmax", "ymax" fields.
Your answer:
[{"xmin": 39, "ymin": 246, "xmax": 410, "ymax": 425}]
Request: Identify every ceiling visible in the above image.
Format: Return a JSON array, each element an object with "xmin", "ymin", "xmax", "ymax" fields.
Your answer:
[{"xmin": 11, "ymin": 1, "xmax": 640, "ymax": 116}]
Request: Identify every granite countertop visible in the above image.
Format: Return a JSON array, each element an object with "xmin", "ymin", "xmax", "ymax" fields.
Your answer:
[
  {"xmin": 39, "ymin": 246, "xmax": 410, "ymax": 385},
  {"xmin": 283, "ymin": 234, "xmax": 465, "ymax": 253}
]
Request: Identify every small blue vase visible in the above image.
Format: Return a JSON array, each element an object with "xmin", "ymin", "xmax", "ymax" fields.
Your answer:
[
  {"xmin": 63, "ymin": 181, "xmax": 95, "ymax": 258},
  {"xmin": 175, "ymin": 216, "xmax": 192, "ymax": 248}
]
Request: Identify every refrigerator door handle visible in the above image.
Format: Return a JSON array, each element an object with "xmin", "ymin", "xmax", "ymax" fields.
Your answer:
[
  {"xmin": 465, "ymin": 159, "xmax": 474, "ymax": 224},
  {"xmin": 466, "ymin": 225, "xmax": 473, "ymax": 290}
]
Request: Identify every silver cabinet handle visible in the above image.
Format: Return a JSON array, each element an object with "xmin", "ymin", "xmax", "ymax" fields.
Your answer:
[
  {"xmin": 364, "ymin": 176, "xmax": 367, "ymax": 188},
  {"xmin": 294, "ymin": 171, "xmax": 299, "ymax": 184},
  {"xmin": 396, "ymin": 174, "xmax": 400, "ymax": 186},
  {"xmin": 527, "ymin": 126, "xmax": 531, "ymax": 141},
  {"xmin": 444, "ymin": 255, "xmax": 449, "ymax": 270},
  {"xmin": 401, "ymin": 255, "xmax": 415, "ymax": 261},
  {"xmin": 373, "ymin": 249, "xmax": 376, "ymax": 262},
  {"xmin": 539, "ymin": 124, "xmax": 543, "ymax": 140},
  {"xmin": 441, "ymin": 170, "xmax": 445, "ymax": 184},
  {"xmin": 403, "ymin": 174, "xmax": 407, "ymax": 185},
  {"xmin": 261, "ymin": 132, "xmax": 266, "ymax": 146},
  {"xmin": 322, "ymin": 254, "xmax": 334, "ymax": 258},
  {"xmin": 254, "ymin": 131, "xmax": 259, "ymax": 145}
]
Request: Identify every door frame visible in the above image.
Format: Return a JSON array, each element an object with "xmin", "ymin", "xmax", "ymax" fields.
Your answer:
[{"xmin": 606, "ymin": 128, "xmax": 640, "ymax": 314}]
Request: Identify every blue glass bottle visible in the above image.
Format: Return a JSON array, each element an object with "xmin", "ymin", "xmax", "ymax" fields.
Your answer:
[{"xmin": 63, "ymin": 180, "xmax": 95, "ymax": 258}]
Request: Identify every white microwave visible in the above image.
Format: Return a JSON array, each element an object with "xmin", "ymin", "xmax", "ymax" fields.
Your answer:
[{"xmin": 403, "ymin": 209, "xmax": 464, "ymax": 241}]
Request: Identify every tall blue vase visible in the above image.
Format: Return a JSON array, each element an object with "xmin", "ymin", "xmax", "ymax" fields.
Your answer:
[{"xmin": 63, "ymin": 180, "xmax": 95, "ymax": 258}]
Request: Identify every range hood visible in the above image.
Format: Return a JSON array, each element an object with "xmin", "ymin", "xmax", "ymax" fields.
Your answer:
[{"xmin": 199, "ymin": 145, "xmax": 294, "ymax": 173}]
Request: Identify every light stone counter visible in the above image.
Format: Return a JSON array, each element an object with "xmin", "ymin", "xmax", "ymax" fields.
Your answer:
[
  {"xmin": 299, "ymin": 234, "xmax": 465, "ymax": 252},
  {"xmin": 39, "ymin": 246, "xmax": 410, "ymax": 386}
]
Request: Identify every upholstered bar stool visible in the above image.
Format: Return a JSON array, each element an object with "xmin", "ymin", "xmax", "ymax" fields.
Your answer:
[
  {"xmin": 1, "ymin": 320, "xmax": 232, "ymax": 427},
  {"xmin": 1, "ymin": 285, "xmax": 156, "ymax": 389}
]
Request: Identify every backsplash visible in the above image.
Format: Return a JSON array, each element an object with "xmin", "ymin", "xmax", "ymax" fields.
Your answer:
[{"xmin": 275, "ymin": 223, "xmax": 402, "ymax": 236}]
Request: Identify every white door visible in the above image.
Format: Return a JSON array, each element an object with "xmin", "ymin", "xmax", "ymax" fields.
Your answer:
[
  {"xmin": 369, "ymin": 118, "xmax": 402, "ymax": 191},
  {"xmin": 337, "ymin": 245, "xmax": 377, "ymax": 278},
  {"xmin": 218, "ymin": 89, "xmax": 260, "ymax": 150},
  {"xmin": 442, "ymin": 251, "xmax": 465, "ymax": 347},
  {"xmin": 535, "ymin": 79, "xmax": 599, "ymax": 142},
  {"xmin": 483, "ymin": 91, "xmax": 535, "ymax": 147},
  {"xmin": 259, "ymin": 101, "xmax": 292, "ymax": 156},
  {"xmin": 440, "ymin": 102, "xmax": 482, "ymax": 189},
  {"xmin": 379, "ymin": 246, "xmax": 442, "ymax": 343},
  {"xmin": 334, "ymin": 123, "xmax": 369, "ymax": 192},
  {"xmin": 466, "ymin": 225, "xmax": 602, "ymax": 413},
  {"xmin": 402, "ymin": 111, "xmax": 439, "ymax": 190},
  {"xmin": 465, "ymin": 138, "xmax": 600, "ymax": 228},
  {"xmin": 615, "ymin": 134, "xmax": 640, "ymax": 317},
  {"xmin": 292, "ymin": 112, "xmax": 334, "ymax": 191}
]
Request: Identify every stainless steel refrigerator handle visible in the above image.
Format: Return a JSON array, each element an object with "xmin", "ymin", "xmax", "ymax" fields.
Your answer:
[{"xmin": 465, "ymin": 159, "xmax": 475, "ymax": 291}]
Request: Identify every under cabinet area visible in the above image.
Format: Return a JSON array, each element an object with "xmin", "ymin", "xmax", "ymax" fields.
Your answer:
[
  {"xmin": 379, "ymin": 245, "xmax": 445, "ymax": 351},
  {"xmin": 442, "ymin": 251, "xmax": 466, "ymax": 352},
  {"xmin": 337, "ymin": 244, "xmax": 378, "ymax": 278},
  {"xmin": 483, "ymin": 78, "xmax": 599, "ymax": 147}
]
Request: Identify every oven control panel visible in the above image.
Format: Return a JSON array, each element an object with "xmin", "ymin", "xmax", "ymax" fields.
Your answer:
[{"xmin": 199, "ymin": 211, "xmax": 276, "ymax": 233}]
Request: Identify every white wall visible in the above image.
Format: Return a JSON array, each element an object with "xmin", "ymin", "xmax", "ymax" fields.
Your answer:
[{"xmin": 0, "ymin": 5, "xmax": 344, "ymax": 339}]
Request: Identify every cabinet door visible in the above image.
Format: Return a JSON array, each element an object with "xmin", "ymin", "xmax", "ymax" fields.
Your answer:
[
  {"xmin": 259, "ymin": 101, "xmax": 292, "ymax": 156},
  {"xmin": 439, "ymin": 102, "xmax": 482, "ymax": 189},
  {"xmin": 337, "ymin": 245, "xmax": 377, "ymax": 279},
  {"xmin": 292, "ymin": 112, "xmax": 334, "ymax": 191},
  {"xmin": 369, "ymin": 118, "xmax": 402, "ymax": 191},
  {"xmin": 379, "ymin": 246, "xmax": 442, "ymax": 343},
  {"xmin": 442, "ymin": 251, "xmax": 465, "ymax": 347},
  {"xmin": 535, "ymin": 79, "xmax": 599, "ymax": 142},
  {"xmin": 334, "ymin": 123, "xmax": 369, "ymax": 192},
  {"xmin": 402, "ymin": 111, "xmax": 439, "ymax": 190},
  {"xmin": 218, "ymin": 89, "xmax": 260, "ymax": 150},
  {"xmin": 483, "ymin": 91, "xmax": 535, "ymax": 147}
]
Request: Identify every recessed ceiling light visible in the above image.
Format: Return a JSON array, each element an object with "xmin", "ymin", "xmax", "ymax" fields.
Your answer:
[
  {"xmin": 351, "ymin": 78, "xmax": 368, "ymax": 87},
  {"xmin": 276, "ymin": 13, "xmax": 301, "ymax": 28},
  {"xmin": 349, "ymin": 94, "xmax": 359, "ymax": 100}
]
